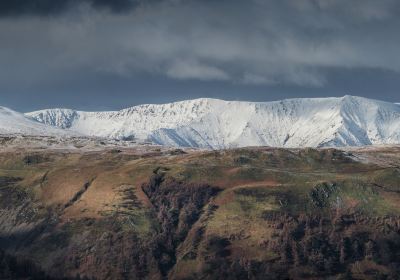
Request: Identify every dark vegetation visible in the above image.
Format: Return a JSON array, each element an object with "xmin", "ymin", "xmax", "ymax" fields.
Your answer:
[
  {"xmin": 0, "ymin": 249, "xmax": 58, "ymax": 280},
  {"xmin": 64, "ymin": 178, "xmax": 96, "ymax": 209},
  {"xmin": 250, "ymin": 211, "xmax": 400, "ymax": 279},
  {"xmin": 142, "ymin": 167, "xmax": 221, "ymax": 276},
  {"xmin": 23, "ymin": 154, "xmax": 50, "ymax": 165}
]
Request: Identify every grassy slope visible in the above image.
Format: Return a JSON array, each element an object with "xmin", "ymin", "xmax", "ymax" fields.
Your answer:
[
  {"xmin": 0, "ymin": 146, "xmax": 399, "ymax": 279},
  {"xmin": 167, "ymin": 148, "xmax": 400, "ymax": 279}
]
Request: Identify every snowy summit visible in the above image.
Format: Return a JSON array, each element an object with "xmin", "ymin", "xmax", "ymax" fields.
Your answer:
[
  {"xmin": 0, "ymin": 106, "xmax": 74, "ymax": 137},
  {"xmin": 24, "ymin": 95, "xmax": 400, "ymax": 149}
]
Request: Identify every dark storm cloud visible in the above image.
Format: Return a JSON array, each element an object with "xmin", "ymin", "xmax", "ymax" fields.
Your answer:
[
  {"xmin": 0, "ymin": 0, "xmax": 400, "ymax": 111},
  {"xmin": 0, "ymin": 0, "xmax": 147, "ymax": 16}
]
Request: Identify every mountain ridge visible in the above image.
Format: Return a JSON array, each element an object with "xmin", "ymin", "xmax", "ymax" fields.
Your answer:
[
  {"xmin": 0, "ymin": 106, "xmax": 76, "ymax": 137},
  {"xmin": 24, "ymin": 95, "xmax": 400, "ymax": 149}
]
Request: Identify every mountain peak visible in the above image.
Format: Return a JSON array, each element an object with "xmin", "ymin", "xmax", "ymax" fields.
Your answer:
[{"xmin": 0, "ymin": 106, "xmax": 75, "ymax": 137}]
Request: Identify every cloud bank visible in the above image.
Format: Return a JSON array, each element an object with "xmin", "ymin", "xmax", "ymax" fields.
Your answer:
[{"xmin": 1, "ymin": 0, "xmax": 400, "ymax": 91}]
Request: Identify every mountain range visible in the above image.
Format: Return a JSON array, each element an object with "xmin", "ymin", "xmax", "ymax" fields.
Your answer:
[{"xmin": 1, "ymin": 95, "xmax": 400, "ymax": 149}]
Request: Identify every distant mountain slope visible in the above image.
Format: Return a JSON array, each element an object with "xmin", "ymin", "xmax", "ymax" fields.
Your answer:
[
  {"xmin": 26, "ymin": 96, "xmax": 400, "ymax": 148},
  {"xmin": 0, "ymin": 106, "xmax": 74, "ymax": 137}
]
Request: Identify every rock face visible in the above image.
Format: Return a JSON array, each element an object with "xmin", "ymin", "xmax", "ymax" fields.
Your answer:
[
  {"xmin": 1, "ymin": 145, "xmax": 400, "ymax": 279},
  {"xmin": 27, "ymin": 96, "xmax": 400, "ymax": 149}
]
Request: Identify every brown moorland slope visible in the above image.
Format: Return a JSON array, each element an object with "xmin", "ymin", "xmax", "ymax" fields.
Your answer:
[{"xmin": 0, "ymin": 138, "xmax": 400, "ymax": 279}]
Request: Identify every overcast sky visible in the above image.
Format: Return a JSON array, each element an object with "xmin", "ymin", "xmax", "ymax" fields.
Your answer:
[{"xmin": 0, "ymin": 0, "xmax": 400, "ymax": 112}]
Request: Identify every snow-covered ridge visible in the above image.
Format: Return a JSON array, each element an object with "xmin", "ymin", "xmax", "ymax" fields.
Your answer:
[
  {"xmin": 26, "ymin": 96, "xmax": 400, "ymax": 149},
  {"xmin": 0, "ymin": 106, "xmax": 76, "ymax": 137}
]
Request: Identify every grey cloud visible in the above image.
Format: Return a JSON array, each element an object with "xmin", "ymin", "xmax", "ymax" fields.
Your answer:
[
  {"xmin": 1, "ymin": 0, "xmax": 400, "ymax": 90},
  {"xmin": 166, "ymin": 59, "xmax": 229, "ymax": 81},
  {"xmin": 0, "ymin": 0, "xmax": 151, "ymax": 16}
]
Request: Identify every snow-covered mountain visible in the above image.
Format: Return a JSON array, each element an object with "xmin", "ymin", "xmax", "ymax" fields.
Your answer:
[
  {"xmin": 0, "ymin": 106, "xmax": 75, "ymax": 137},
  {"xmin": 26, "ymin": 96, "xmax": 400, "ymax": 149}
]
